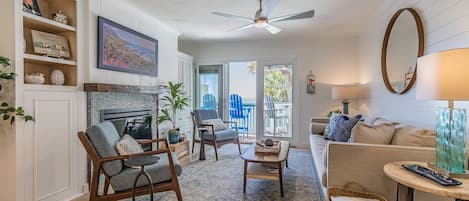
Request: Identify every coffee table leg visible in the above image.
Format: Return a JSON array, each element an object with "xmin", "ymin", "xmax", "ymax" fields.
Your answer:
[
  {"xmin": 278, "ymin": 163, "xmax": 284, "ymax": 197},
  {"xmin": 243, "ymin": 160, "xmax": 247, "ymax": 194}
]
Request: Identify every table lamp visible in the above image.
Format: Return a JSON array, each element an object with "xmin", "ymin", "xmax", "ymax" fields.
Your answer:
[
  {"xmin": 417, "ymin": 48, "xmax": 469, "ymax": 174},
  {"xmin": 331, "ymin": 85, "xmax": 362, "ymax": 115}
]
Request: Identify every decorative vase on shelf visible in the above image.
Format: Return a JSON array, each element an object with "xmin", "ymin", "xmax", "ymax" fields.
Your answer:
[{"xmin": 50, "ymin": 69, "xmax": 65, "ymax": 85}]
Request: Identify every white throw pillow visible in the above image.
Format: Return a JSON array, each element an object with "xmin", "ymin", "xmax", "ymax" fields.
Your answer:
[
  {"xmin": 201, "ymin": 118, "xmax": 227, "ymax": 131},
  {"xmin": 350, "ymin": 121, "xmax": 395, "ymax": 144},
  {"xmin": 116, "ymin": 135, "xmax": 144, "ymax": 156}
]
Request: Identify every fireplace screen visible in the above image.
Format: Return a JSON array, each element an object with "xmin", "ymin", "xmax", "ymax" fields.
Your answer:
[{"xmin": 100, "ymin": 108, "xmax": 153, "ymax": 151}]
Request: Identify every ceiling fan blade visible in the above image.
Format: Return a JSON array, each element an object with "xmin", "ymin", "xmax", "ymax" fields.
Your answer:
[
  {"xmin": 212, "ymin": 12, "xmax": 254, "ymax": 23},
  {"xmin": 270, "ymin": 9, "xmax": 315, "ymax": 22},
  {"xmin": 261, "ymin": 0, "xmax": 280, "ymax": 17},
  {"xmin": 265, "ymin": 24, "xmax": 282, "ymax": 34},
  {"xmin": 228, "ymin": 23, "xmax": 255, "ymax": 32}
]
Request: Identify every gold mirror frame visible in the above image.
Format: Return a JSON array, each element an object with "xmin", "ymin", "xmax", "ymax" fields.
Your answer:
[{"xmin": 381, "ymin": 8, "xmax": 424, "ymax": 94}]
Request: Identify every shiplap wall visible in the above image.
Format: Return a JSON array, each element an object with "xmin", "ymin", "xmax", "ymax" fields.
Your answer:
[{"xmin": 359, "ymin": 0, "xmax": 469, "ymax": 129}]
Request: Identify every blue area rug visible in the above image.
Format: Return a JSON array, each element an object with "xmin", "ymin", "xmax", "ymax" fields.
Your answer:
[{"xmin": 134, "ymin": 144, "xmax": 324, "ymax": 201}]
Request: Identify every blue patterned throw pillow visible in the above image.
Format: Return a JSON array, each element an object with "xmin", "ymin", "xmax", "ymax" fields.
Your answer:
[{"xmin": 328, "ymin": 115, "xmax": 362, "ymax": 142}]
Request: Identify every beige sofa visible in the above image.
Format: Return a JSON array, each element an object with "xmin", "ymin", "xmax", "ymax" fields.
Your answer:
[{"xmin": 309, "ymin": 118, "xmax": 451, "ymax": 201}]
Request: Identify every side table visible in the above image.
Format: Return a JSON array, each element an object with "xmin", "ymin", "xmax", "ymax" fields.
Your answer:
[
  {"xmin": 125, "ymin": 155, "xmax": 160, "ymax": 201},
  {"xmin": 384, "ymin": 161, "xmax": 469, "ymax": 201}
]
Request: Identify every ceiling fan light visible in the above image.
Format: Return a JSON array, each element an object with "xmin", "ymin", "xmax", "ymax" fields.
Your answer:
[{"xmin": 255, "ymin": 19, "xmax": 268, "ymax": 28}]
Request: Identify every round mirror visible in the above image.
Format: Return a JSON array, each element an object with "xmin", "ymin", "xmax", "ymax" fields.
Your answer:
[{"xmin": 381, "ymin": 8, "xmax": 424, "ymax": 94}]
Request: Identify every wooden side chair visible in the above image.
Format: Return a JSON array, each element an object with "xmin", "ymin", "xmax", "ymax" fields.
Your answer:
[
  {"xmin": 191, "ymin": 109, "xmax": 242, "ymax": 161},
  {"xmin": 78, "ymin": 121, "xmax": 183, "ymax": 201}
]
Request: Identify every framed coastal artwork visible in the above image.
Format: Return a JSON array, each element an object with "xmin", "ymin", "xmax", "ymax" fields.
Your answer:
[{"xmin": 98, "ymin": 16, "xmax": 158, "ymax": 76}]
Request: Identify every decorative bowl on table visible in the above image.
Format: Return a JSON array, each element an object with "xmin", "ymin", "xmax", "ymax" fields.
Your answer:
[{"xmin": 25, "ymin": 73, "xmax": 45, "ymax": 84}]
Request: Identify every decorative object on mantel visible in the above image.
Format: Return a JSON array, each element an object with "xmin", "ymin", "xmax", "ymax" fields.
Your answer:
[
  {"xmin": 50, "ymin": 69, "xmax": 65, "ymax": 85},
  {"xmin": 331, "ymin": 85, "xmax": 363, "ymax": 115},
  {"xmin": 306, "ymin": 70, "xmax": 316, "ymax": 94},
  {"xmin": 157, "ymin": 82, "xmax": 190, "ymax": 144},
  {"xmin": 52, "ymin": 10, "xmax": 68, "ymax": 25},
  {"xmin": 23, "ymin": 0, "xmax": 41, "ymax": 16},
  {"xmin": 24, "ymin": 72, "xmax": 45, "ymax": 85},
  {"xmin": 381, "ymin": 8, "xmax": 424, "ymax": 94},
  {"xmin": 0, "ymin": 56, "xmax": 34, "ymax": 124},
  {"xmin": 417, "ymin": 48, "xmax": 469, "ymax": 174},
  {"xmin": 31, "ymin": 30, "xmax": 71, "ymax": 58},
  {"xmin": 98, "ymin": 16, "xmax": 158, "ymax": 77}
]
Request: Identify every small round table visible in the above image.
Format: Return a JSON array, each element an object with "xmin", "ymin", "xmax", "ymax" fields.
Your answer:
[
  {"xmin": 125, "ymin": 155, "xmax": 160, "ymax": 201},
  {"xmin": 384, "ymin": 161, "xmax": 469, "ymax": 201}
]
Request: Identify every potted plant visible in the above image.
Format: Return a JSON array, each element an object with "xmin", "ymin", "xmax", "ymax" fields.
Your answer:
[
  {"xmin": 0, "ymin": 56, "xmax": 34, "ymax": 124},
  {"xmin": 157, "ymin": 82, "xmax": 189, "ymax": 144}
]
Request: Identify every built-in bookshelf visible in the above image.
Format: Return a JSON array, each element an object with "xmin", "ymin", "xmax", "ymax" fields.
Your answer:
[{"xmin": 22, "ymin": 0, "xmax": 77, "ymax": 87}]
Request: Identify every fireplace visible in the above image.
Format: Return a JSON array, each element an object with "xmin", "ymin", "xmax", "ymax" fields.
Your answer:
[{"xmin": 100, "ymin": 108, "xmax": 153, "ymax": 151}]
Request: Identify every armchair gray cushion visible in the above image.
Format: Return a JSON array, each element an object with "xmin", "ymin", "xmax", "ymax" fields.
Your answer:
[
  {"xmin": 201, "ymin": 129, "xmax": 238, "ymax": 142},
  {"xmin": 110, "ymin": 153, "xmax": 182, "ymax": 192},
  {"xmin": 86, "ymin": 121, "xmax": 123, "ymax": 176}
]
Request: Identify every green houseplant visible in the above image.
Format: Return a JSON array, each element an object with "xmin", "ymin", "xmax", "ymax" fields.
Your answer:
[
  {"xmin": 0, "ymin": 56, "xmax": 34, "ymax": 124},
  {"xmin": 157, "ymin": 82, "xmax": 189, "ymax": 144}
]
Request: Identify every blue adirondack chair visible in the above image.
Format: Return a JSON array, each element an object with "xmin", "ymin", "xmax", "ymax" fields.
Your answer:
[
  {"xmin": 229, "ymin": 94, "xmax": 251, "ymax": 137},
  {"xmin": 202, "ymin": 94, "xmax": 217, "ymax": 110}
]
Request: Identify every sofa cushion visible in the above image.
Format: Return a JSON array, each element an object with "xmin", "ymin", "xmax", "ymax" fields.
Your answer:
[
  {"xmin": 350, "ymin": 122, "xmax": 395, "ymax": 145},
  {"xmin": 391, "ymin": 126, "xmax": 436, "ymax": 147},
  {"xmin": 309, "ymin": 134, "xmax": 328, "ymax": 187},
  {"xmin": 200, "ymin": 129, "xmax": 238, "ymax": 141},
  {"xmin": 110, "ymin": 153, "xmax": 182, "ymax": 192},
  {"xmin": 86, "ymin": 121, "xmax": 123, "ymax": 176},
  {"xmin": 311, "ymin": 122, "xmax": 328, "ymax": 135},
  {"xmin": 328, "ymin": 115, "xmax": 362, "ymax": 142}
]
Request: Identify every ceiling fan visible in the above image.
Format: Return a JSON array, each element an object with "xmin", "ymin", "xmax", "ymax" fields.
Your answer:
[{"xmin": 212, "ymin": 0, "xmax": 315, "ymax": 34}]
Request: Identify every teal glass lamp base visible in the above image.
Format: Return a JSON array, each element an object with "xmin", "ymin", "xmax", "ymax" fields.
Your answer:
[{"xmin": 436, "ymin": 107, "xmax": 467, "ymax": 174}]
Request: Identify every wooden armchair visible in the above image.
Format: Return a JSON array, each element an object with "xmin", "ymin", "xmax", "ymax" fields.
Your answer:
[
  {"xmin": 191, "ymin": 110, "xmax": 241, "ymax": 161},
  {"xmin": 78, "ymin": 121, "xmax": 182, "ymax": 201}
]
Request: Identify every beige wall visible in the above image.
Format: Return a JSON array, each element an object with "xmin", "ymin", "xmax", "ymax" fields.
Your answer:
[
  {"xmin": 0, "ymin": 0, "xmax": 17, "ymax": 200},
  {"xmin": 180, "ymin": 36, "xmax": 362, "ymax": 148},
  {"xmin": 359, "ymin": 0, "xmax": 469, "ymax": 128}
]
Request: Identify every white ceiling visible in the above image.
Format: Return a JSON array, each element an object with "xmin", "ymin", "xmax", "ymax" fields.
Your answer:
[{"xmin": 124, "ymin": 0, "xmax": 384, "ymax": 42}]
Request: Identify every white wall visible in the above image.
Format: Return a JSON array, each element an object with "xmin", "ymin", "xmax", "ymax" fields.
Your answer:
[
  {"xmin": 180, "ymin": 37, "xmax": 361, "ymax": 148},
  {"xmin": 359, "ymin": 0, "xmax": 469, "ymax": 129},
  {"xmin": 86, "ymin": 0, "xmax": 180, "ymax": 85}
]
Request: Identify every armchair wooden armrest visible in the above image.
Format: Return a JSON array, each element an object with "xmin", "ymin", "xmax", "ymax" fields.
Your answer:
[{"xmin": 99, "ymin": 149, "xmax": 169, "ymax": 163}]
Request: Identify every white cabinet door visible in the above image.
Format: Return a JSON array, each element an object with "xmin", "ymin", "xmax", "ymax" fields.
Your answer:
[{"xmin": 22, "ymin": 91, "xmax": 82, "ymax": 201}]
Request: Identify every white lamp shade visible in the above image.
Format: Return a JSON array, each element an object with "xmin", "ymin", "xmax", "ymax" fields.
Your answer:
[
  {"xmin": 332, "ymin": 85, "xmax": 363, "ymax": 100},
  {"xmin": 416, "ymin": 48, "xmax": 469, "ymax": 100}
]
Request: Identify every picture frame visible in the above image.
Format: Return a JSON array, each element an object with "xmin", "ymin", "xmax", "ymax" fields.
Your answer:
[
  {"xmin": 98, "ymin": 16, "xmax": 158, "ymax": 77},
  {"xmin": 31, "ymin": 30, "xmax": 71, "ymax": 58}
]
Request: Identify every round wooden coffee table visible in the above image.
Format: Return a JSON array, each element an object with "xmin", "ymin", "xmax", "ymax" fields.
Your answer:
[{"xmin": 384, "ymin": 161, "xmax": 469, "ymax": 201}]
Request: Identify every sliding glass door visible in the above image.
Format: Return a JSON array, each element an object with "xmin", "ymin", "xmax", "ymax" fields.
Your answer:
[
  {"xmin": 257, "ymin": 62, "xmax": 294, "ymax": 140},
  {"xmin": 196, "ymin": 65, "xmax": 224, "ymax": 117}
]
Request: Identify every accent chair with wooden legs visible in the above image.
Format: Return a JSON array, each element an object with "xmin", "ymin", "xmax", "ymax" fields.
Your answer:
[
  {"xmin": 191, "ymin": 109, "xmax": 242, "ymax": 161},
  {"xmin": 78, "ymin": 121, "xmax": 183, "ymax": 201}
]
